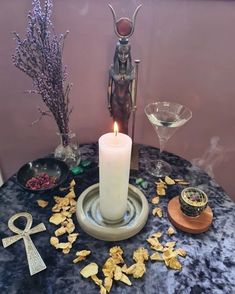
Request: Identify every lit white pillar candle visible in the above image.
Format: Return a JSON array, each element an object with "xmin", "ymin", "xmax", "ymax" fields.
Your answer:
[{"xmin": 99, "ymin": 122, "xmax": 132, "ymax": 222}]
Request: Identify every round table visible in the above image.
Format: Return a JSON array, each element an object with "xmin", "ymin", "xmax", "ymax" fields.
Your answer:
[{"xmin": 0, "ymin": 143, "xmax": 234, "ymax": 294}]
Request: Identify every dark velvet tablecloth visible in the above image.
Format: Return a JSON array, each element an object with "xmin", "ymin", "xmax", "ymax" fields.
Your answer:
[{"xmin": 0, "ymin": 143, "xmax": 234, "ymax": 294}]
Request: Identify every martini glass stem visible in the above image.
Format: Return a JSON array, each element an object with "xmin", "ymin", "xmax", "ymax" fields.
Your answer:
[{"xmin": 158, "ymin": 137, "xmax": 167, "ymax": 159}]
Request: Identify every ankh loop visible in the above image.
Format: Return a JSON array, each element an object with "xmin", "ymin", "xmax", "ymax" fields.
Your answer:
[{"xmin": 2, "ymin": 212, "xmax": 47, "ymax": 275}]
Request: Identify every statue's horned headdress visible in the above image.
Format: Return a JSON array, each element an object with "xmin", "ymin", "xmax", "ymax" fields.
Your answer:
[{"xmin": 108, "ymin": 4, "xmax": 142, "ymax": 39}]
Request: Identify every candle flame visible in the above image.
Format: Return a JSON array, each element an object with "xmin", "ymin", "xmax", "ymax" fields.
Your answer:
[{"xmin": 114, "ymin": 121, "xmax": 119, "ymax": 136}]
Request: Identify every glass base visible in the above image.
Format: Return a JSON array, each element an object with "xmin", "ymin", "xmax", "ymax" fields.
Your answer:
[{"xmin": 148, "ymin": 159, "xmax": 172, "ymax": 177}]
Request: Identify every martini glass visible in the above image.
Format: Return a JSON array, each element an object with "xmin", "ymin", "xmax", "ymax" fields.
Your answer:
[{"xmin": 144, "ymin": 101, "xmax": 192, "ymax": 177}]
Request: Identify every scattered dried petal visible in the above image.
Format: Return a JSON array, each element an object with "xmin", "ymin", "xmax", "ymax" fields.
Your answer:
[
  {"xmin": 175, "ymin": 248, "xmax": 187, "ymax": 257},
  {"xmin": 165, "ymin": 241, "xmax": 176, "ymax": 248},
  {"xmin": 91, "ymin": 275, "xmax": 103, "ymax": 286},
  {"xmin": 132, "ymin": 262, "xmax": 146, "ymax": 278},
  {"xmin": 49, "ymin": 213, "xmax": 66, "ymax": 225},
  {"xmin": 80, "ymin": 263, "xmax": 98, "ymax": 278},
  {"xmin": 121, "ymin": 264, "xmax": 136, "ymax": 275},
  {"xmin": 167, "ymin": 257, "xmax": 182, "ymax": 270},
  {"xmin": 157, "ymin": 188, "xmax": 166, "ymax": 196},
  {"xmin": 37, "ymin": 199, "xmax": 48, "ymax": 208},
  {"xmin": 63, "ymin": 247, "xmax": 71, "ymax": 254},
  {"xmin": 100, "ymin": 285, "xmax": 107, "ymax": 294},
  {"xmin": 164, "ymin": 176, "xmax": 175, "ymax": 185},
  {"xmin": 56, "ymin": 242, "xmax": 71, "ymax": 249},
  {"xmin": 152, "ymin": 207, "xmax": 163, "ymax": 218},
  {"xmin": 167, "ymin": 227, "xmax": 175, "ymax": 236},
  {"xmin": 114, "ymin": 266, "xmax": 122, "ymax": 281},
  {"xmin": 50, "ymin": 236, "xmax": 59, "ymax": 247},
  {"xmin": 150, "ymin": 232, "xmax": 162, "ymax": 239},
  {"xmin": 133, "ymin": 247, "xmax": 149, "ymax": 263},
  {"xmin": 70, "ymin": 179, "xmax": 76, "ymax": 187},
  {"xmin": 68, "ymin": 233, "xmax": 79, "ymax": 244},
  {"xmin": 151, "ymin": 196, "xmax": 160, "ymax": 205},
  {"xmin": 55, "ymin": 226, "xmax": 67, "ymax": 237},
  {"xmin": 177, "ymin": 181, "xmax": 189, "ymax": 185},
  {"xmin": 73, "ymin": 250, "xmax": 91, "ymax": 263},
  {"xmin": 66, "ymin": 219, "xmax": 75, "ymax": 234},
  {"xmin": 66, "ymin": 190, "xmax": 76, "ymax": 199},
  {"xmin": 150, "ymin": 252, "xmax": 163, "ymax": 261},
  {"xmin": 104, "ymin": 276, "xmax": 113, "ymax": 292},
  {"xmin": 120, "ymin": 273, "xmax": 132, "ymax": 286}
]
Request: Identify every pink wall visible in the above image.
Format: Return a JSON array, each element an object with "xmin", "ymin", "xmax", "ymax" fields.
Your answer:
[{"xmin": 0, "ymin": 0, "xmax": 235, "ymax": 200}]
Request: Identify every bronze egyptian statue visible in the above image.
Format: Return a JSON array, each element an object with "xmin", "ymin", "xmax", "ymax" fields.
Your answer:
[{"xmin": 108, "ymin": 5, "xmax": 142, "ymax": 135}]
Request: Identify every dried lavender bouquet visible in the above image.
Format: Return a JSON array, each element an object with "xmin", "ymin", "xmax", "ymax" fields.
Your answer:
[{"xmin": 12, "ymin": 0, "xmax": 72, "ymax": 147}]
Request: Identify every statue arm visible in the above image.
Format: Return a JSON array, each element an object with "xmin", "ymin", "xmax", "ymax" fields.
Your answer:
[{"xmin": 107, "ymin": 74, "xmax": 113, "ymax": 115}]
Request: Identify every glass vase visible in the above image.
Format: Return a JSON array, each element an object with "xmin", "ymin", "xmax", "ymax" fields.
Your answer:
[{"xmin": 54, "ymin": 132, "xmax": 81, "ymax": 168}]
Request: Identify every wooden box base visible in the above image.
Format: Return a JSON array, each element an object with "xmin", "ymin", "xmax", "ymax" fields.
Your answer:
[{"xmin": 167, "ymin": 196, "xmax": 213, "ymax": 234}]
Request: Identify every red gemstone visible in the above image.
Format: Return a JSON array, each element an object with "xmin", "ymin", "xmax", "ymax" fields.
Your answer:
[{"xmin": 116, "ymin": 18, "xmax": 133, "ymax": 36}]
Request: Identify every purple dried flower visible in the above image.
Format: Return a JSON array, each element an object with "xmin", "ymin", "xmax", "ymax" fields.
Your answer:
[{"xmin": 12, "ymin": 0, "xmax": 72, "ymax": 146}]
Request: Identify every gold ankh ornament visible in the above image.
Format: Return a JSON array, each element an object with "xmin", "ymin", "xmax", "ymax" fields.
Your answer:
[{"xmin": 2, "ymin": 212, "xmax": 47, "ymax": 275}]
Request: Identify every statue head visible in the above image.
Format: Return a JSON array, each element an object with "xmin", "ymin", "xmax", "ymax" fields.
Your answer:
[{"xmin": 117, "ymin": 40, "xmax": 130, "ymax": 64}]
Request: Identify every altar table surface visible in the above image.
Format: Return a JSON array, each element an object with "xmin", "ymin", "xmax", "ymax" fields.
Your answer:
[{"xmin": 0, "ymin": 143, "xmax": 234, "ymax": 294}]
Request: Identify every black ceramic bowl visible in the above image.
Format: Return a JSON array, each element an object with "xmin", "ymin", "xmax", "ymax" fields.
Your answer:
[
  {"xmin": 16, "ymin": 158, "xmax": 69, "ymax": 192},
  {"xmin": 179, "ymin": 187, "xmax": 208, "ymax": 217}
]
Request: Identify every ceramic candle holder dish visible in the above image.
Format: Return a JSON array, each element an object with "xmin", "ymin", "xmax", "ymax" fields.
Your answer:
[
  {"xmin": 16, "ymin": 158, "xmax": 69, "ymax": 192},
  {"xmin": 179, "ymin": 187, "xmax": 208, "ymax": 217}
]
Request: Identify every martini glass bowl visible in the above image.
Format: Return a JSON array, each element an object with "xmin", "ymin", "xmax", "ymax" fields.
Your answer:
[{"xmin": 144, "ymin": 101, "xmax": 192, "ymax": 177}]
